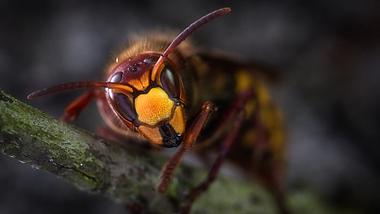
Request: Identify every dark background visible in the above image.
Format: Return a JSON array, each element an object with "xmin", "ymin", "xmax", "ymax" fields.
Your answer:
[{"xmin": 1, "ymin": 0, "xmax": 380, "ymax": 213}]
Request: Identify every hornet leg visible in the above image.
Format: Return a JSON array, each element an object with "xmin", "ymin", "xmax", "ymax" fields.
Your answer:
[
  {"xmin": 156, "ymin": 101, "xmax": 216, "ymax": 193},
  {"xmin": 180, "ymin": 91, "xmax": 252, "ymax": 214},
  {"xmin": 61, "ymin": 91, "xmax": 95, "ymax": 122}
]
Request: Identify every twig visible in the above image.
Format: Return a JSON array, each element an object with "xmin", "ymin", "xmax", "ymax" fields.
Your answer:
[
  {"xmin": 0, "ymin": 90, "xmax": 344, "ymax": 214},
  {"xmin": 0, "ymin": 90, "xmax": 274, "ymax": 213}
]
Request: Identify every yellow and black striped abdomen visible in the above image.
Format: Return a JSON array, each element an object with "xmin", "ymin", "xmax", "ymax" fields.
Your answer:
[{"xmin": 194, "ymin": 58, "xmax": 285, "ymax": 171}]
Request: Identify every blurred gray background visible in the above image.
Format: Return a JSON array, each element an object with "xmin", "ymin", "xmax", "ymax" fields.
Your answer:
[{"xmin": 1, "ymin": 0, "xmax": 380, "ymax": 213}]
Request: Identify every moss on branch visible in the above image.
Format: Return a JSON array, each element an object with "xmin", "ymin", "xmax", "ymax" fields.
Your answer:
[{"xmin": 0, "ymin": 90, "xmax": 348, "ymax": 214}]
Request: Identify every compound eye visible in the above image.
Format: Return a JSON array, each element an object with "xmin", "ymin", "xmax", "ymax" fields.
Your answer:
[
  {"xmin": 160, "ymin": 67, "xmax": 180, "ymax": 98},
  {"xmin": 112, "ymin": 93, "xmax": 138, "ymax": 123},
  {"xmin": 108, "ymin": 72, "xmax": 137, "ymax": 123}
]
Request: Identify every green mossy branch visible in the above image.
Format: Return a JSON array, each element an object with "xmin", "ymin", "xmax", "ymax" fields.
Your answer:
[
  {"xmin": 0, "ymin": 90, "xmax": 175, "ymax": 212},
  {"xmin": 0, "ymin": 90, "xmax": 348, "ymax": 214}
]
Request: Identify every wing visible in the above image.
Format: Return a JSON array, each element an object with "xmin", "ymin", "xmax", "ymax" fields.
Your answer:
[{"xmin": 197, "ymin": 49, "xmax": 282, "ymax": 83}]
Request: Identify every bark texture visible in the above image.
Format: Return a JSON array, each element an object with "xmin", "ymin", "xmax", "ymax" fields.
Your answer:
[{"xmin": 0, "ymin": 90, "xmax": 344, "ymax": 214}]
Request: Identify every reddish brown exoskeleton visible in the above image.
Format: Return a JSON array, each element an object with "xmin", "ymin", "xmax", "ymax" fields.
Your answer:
[{"xmin": 28, "ymin": 8, "xmax": 288, "ymax": 214}]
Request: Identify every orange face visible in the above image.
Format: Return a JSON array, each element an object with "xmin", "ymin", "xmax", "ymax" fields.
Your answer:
[{"xmin": 106, "ymin": 53, "xmax": 186, "ymax": 147}]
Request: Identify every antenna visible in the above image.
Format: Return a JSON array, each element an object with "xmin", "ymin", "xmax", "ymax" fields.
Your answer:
[
  {"xmin": 27, "ymin": 81, "xmax": 133, "ymax": 99},
  {"xmin": 151, "ymin": 7, "xmax": 231, "ymax": 80}
]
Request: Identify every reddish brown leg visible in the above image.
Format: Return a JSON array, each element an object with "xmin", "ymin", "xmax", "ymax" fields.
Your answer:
[
  {"xmin": 156, "ymin": 101, "xmax": 216, "ymax": 193},
  {"xmin": 269, "ymin": 173, "xmax": 289, "ymax": 214},
  {"xmin": 249, "ymin": 100, "xmax": 290, "ymax": 214},
  {"xmin": 61, "ymin": 91, "xmax": 95, "ymax": 122},
  {"xmin": 180, "ymin": 92, "xmax": 252, "ymax": 214},
  {"xmin": 193, "ymin": 102, "xmax": 237, "ymax": 150},
  {"xmin": 233, "ymin": 87, "xmax": 288, "ymax": 214}
]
